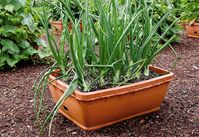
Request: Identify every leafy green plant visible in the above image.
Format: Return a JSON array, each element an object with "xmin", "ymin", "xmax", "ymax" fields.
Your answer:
[
  {"xmin": 0, "ymin": 0, "xmax": 49, "ymax": 69},
  {"xmin": 48, "ymin": 0, "xmax": 63, "ymax": 21},
  {"xmin": 48, "ymin": 0, "xmax": 80, "ymax": 21},
  {"xmin": 150, "ymin": 0, "xmax": 181, "ymax": 43},
  {"xmin": 33, "ymin": 0, "xmax": 179, "ymax": 135},
  {"xmin": 180, "ymin": 0, "xmax": 199, "ymax": 23}
]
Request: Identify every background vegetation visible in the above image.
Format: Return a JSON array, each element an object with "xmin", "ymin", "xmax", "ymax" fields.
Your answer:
[{"xmin": 0, "ymin": 0, "xmax": 49, "ymax": 69}]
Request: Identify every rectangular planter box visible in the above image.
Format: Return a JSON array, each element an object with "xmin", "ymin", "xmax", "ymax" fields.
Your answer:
[
  {"xmin": 48, "ymin": 66, "xmax": 174, "ymax": 131},
  {"xmin": 185, "ymin": 22, "xmax": 199, "ymax": 38}
]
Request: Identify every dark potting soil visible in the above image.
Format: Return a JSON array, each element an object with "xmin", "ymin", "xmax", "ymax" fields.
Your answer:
[
  {"xmin": 60, "ymin": 69, "xmax": 162, "ymax": 92},
  {"xmin": 0, "ymin": 32, "xmax": 199, "ymax": 137},
  {"xmin": 84, "ymin": 70, "xmax": 161, "ymax": 92}
]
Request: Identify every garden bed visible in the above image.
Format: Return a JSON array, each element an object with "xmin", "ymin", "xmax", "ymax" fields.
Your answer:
[{"xmin": 0, "ymin": 33, "xmax": 198, "ymax": 137}]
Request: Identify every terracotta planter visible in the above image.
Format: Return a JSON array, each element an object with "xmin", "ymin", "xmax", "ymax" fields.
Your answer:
[
  {"xmin": 48, "ymin": 66, "xmax": 174, "ymax": 131},
  {"xmin": 50, "ymin": 20, "xmax": 63, "ymax": 35},
  {"xmin": 68, "ymin": 21, "xmax": 83, "ymax": 32},
  {"xmin": 185, "ymin": 22, "xmax": 199, "ymax": 38},
  {"xmin": 50, "ymin": 20, "xmax": 83, "ymax": 35}
]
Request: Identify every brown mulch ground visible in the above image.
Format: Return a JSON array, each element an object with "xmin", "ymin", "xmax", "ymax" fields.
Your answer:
[{"xmin": 0, "ymin": 33, "xmax": 199, "ymax": 137}]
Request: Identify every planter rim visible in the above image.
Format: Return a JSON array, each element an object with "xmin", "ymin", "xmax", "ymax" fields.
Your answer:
[
  {"xmin": 49, "ymin": 19, "xmax": 62, "ymax": 24},
  {"xmin": 49, "ymin": 66, "xmax": 174, "ymax": 101},
  {"xmin": 186, "ymin": 22, "xmax": 199, "ymax": 26}
]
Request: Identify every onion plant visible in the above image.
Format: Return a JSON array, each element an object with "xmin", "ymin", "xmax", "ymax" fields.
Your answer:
[{"xmin": 33, "ymin": 0, "xmax": 179, "ymax": 135}]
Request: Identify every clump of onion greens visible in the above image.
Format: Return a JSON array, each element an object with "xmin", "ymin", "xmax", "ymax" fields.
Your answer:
[{"xmin": 33, "ymin": 0, "xmax": 179, "ymax": 135}]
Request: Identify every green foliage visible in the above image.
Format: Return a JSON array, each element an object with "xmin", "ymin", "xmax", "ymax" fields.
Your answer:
[
  {"xmin": 180, "ymin": 0, "xmax": 199, "ymax": 22},
  {"xmin": 82, "ymin": 0, "xmax": 181, "ymax": 42},
  {"xmin": 0, "ymin": 0, "xmax": 49, "ymax": 69},
  {"xmin": 48, "ymin": 0, "xmax": 63, "ymax": 20},
  {"xmin": 152, "ymin": 0, "xmax": 181, "ymax": 42},
  {"xmin": 48, "ymin": 0, "xmax": 80, "ymax": 21}
]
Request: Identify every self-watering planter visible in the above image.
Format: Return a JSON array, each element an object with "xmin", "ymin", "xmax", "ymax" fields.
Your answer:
[
  {"xmin": 48, "ymin": 66, "xmax": 174, "ymax": 131},
  {"xmin": 68, "ymin": 21, "xmax": 83, "ymax": 32},
  {"xmin": 50, "ymin": 20, "xmax": 83, "ymax": 35},
  {"xmin": 185, "ymin": 22, "xmax": 199, "ymax": 38},
  {"xmin": 50, "ymin": 20, "xmax": 63, "ymax": 35}
]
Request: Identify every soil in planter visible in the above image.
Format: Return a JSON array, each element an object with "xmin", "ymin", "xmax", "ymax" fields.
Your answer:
[
  {"xmin": 88, "ymin": 70, "xmax": 162, "ymax": 92},
  {"xmin": 60, "ymin": 70, "xmax": 162, "ymax": 92}
]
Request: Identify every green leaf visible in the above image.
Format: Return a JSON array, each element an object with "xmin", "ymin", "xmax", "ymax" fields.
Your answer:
[
  {"xmin": 21, "ymin": 14, "xmax": 34, "ymax": 32},
  {"xmin": 19, "ymin": 40, "xmax": 30, "ymax": 49},
  {"xmin": 6, "ymin": 55, "xmax": 19, "ymax": 67},
  {"xmin": 21, "ymin": 47, "xmax": 37, "ymax": 57},
  {"xmin": 0, "ymin": 53, "xmax": 9, "ymax": 63},
  {"xmin": 14, "ymin": 47, "xmax": 37, "ymax": 60},
  {"xmin": 0, "ymin": 39, "xmax": 20, "ymax": 54},
  {"xmin": 34, "ymin": 38, "xmax": 47, "ymax": 47},
  {"xmin": 18, "ymin": 0, "xmax": 26, "ymax": 6},
  {"xmin": 37, "ymin": 49, "xmax": 51, "ymax": 59},
  {"xmin": 0, "ymin": 25, "xmax": 17, "ymax": 37},
  {"xmin": 9, "ymin": 0, "xmax": 24, "ymax": 11},
  {"xmin": 4, "ymin": 5, "xmax": 14, "ymax": 13},
  {"xmin": 0, "ymin": 62, "xmax": 6, "ymax": 70}
]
